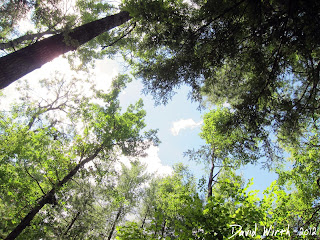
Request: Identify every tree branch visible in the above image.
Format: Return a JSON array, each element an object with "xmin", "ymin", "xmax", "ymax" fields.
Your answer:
[
  {"xmin": 63, "ymin": 211, "xmax": 81, "ymax": 236},
  {"xmin": 196, "ymin": 0, "xmax": 247, "ymax": 33},
  {"xmin": 23, "ymin": 162, "xmax": 46, "ymax": 195},
  {"xmin": 102, "ymin": 22, "xmax": 136, "ymax": 49},
  {"xmin": 0, "ymin": 30, "xmax": 58, "ymax": 50}
]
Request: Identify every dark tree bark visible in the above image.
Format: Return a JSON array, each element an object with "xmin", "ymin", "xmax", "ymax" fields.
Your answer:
[
  {"xmin": 4, "ymin": 147, "xmax": 103, "ymax": 240},
  {"xmin": 0, "ymin": 11, "xmax": 131, "ymax": 90},
  {"xmin": 63, "ymin": 211, "xmax": 81, "ymax": 236},
  {"xmin": 140, "ymin": 205, "xmax": 149, "ymax": 229},
  {"xmin": 107, "ymin": 207, "xmax": 122, "ymax": 240},
  {"xmin": 207, "ymin": 150, "xmax": 221, "ymax": 199},
  {"xmin": 207, "ymin": 158, "xmax": 214, "ymax": 199}
]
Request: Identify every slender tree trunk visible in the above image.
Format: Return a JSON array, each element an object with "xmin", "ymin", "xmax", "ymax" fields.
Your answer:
[
  {"xmin": 107, "ymin": 207, "xmax": 122, "ymax": 240},
  {"xmin": 4, "ymin": 147, "xmax": 102, "ymax": 240},
  {"xmin": 141, "ymin": 206, "xmax": 149, "ymax": 229},
  {"xmin": 0, "ymin": 11, "xmax": 131, "ymax": 90},
  {"xmin": 160, "ymin": 219, "xmax": 166, "ymax": 239},
  {"xmin": 63, "ymin": 210, "xmax": 81, "ymax": 236},
  {"xmin": 207, "ymin": 158, "xmax": 215, "ymax": 199}
]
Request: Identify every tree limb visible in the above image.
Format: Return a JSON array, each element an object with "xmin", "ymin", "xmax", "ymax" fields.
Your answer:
[
  {"xmin": 23, "ymin": 162, "xmax": 46, "ymax": 195},
  {"xmin": 63, "ymin": 211, "xmax": 81, "ymax": 236},
  {"xmin": 102, "ymin": 22, "xmax": 136, "ymax": 49},
  {"xmin": 0, "ymin": 30, "xmax": 58, "ymax": 50}
]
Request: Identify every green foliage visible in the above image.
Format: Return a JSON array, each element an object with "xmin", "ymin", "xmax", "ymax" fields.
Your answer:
[
  {"xmin": 2, "ymin": 1, "xmax": 320, "ymax": 239},
  {"xmin": 76, "ymin": 0, "xmax": 114, "ymax": 23},
  {"xmin": 116, "ymin": 164, "xmax": 203, "ymax": 239},
  {"xmin": 0, "ymin": 0, "xmax": 79, "ymax": 52},
  {"xmin": 116, "ymin": 222, "xmax": 148, "ymax": 240},
  {"xmin": 0, "ymin": 0, "xmax": 126, "ymax": 70},
  {"xmin": 200, "ymin": 108, "xmax": 261, "ymax": 164},
  {"xmin": 32, "ymin": 0, "xmax": 77, "ymax": 30},
  {"xmin": 0, "ymin": 73, "xmax": 158, "ymax": 239},
  {"xmin": 0, "ymin": 0, "xmax": 34, "ymax": 38},
  {"xmin": 275, "ymin": 125, "xmax": 320, "ymax": 232},
  {"xmin": 35, "ymin": 160, "xmax": 151, "ymax": 240},
  {"xmin": 120, "ymin": 0, "xmax": 320, "ymax": 147}
]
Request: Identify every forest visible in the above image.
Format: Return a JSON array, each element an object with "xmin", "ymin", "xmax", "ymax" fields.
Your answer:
[{"xmin": 0, "ymin": 0, "xmax": 320, "ymax": 239}]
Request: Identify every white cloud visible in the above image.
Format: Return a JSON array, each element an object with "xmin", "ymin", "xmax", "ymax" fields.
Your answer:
[
  {"xmin": 170, "ymin": 118, "xmax": 203, "ymax": 136},
  {"xmin": 118, "ymin": 145, "xmax": 173, "ymax": 176},
  {"xmin": 140, "ymin": 145, "xmax": 173, "ymax": 176}
]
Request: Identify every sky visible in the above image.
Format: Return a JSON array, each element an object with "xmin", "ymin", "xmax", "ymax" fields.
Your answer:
[{"xmin": 114, "ymin": 60, "xmax": 279, "ymax": 196}]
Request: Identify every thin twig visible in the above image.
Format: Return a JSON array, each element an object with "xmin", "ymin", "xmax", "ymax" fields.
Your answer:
[
  {"xmin": 24, "ymin": 163, "xmax": 46, "ymax": 195},
  {"xmin": 102, "ymin": 22, "xmax": 136, "ymax": 49}
]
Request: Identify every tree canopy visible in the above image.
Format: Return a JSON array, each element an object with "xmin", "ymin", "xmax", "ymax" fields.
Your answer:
[
  {"xmin": 121, "ymin": 0, "xmax": 320, "ymax": 147},
  {"xmin": 1, "ymin": 0, "xmax": 320, "ymax": 239}
]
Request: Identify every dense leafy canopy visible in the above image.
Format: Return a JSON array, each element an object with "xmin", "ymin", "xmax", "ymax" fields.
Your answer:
[
  {"xmin": 0, "ymin": 74, "xmax": 159, "ymax": 239},
  {"xmin": 121, "ymin": 0, "xmax": 320, "ymax": 148},
  {"xmin": 1, "ymin": 0, "xmax": 320, "ymax": 239}
]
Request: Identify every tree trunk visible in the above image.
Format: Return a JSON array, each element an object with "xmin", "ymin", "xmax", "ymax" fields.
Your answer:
[
  {"xmin": 4, "ymin": 147, "xmax": 102, "ymax": 240},
  {"xmin": 160, "ymin": 219, "xmax": 166, "ymax": 239},
  {"xmin": 107, "ymin": 207, "xmax": 122, "ymax": 240},
  {"xmin": 207, "ymin": 158, "xmax": 214, "ymax": 199},
  {"xmin": 0, "ymin": 11, "xmax": 131, "ymax": 90},
  {"xmin": 63, "ymin": 210, "xmax": 81, "ymax": 236},
  {"xmin": 141, "ymin": 206, "xmax": 149, "ymax": 229}
]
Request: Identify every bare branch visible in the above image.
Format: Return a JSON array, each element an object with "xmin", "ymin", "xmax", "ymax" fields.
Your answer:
[
  {"xmin": 102, "ymin": 22, "xmax": 136, "ymax": 49},
  {"xmin": 63, "ymin": 211, "xmax": 81, "ymax": 236},
  {"xmin": 0, "ymin": 30, "xmax": 58, "ymax": 50},
  {"xmin": 23, "ymin": 162, "xmax": 46, "ymax": 195}
]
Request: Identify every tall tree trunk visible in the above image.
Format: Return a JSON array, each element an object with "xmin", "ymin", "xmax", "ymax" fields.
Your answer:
[
  {"xmin": 141, "ymin": 206, "xmax": 149, "ymax": 229},
  {"xmin": 207, "ymin": 158, "xmax": 215, "ymax": 199},
  {"xmin": 63, "ymin": 210, "xmax": 81, "ymax": 236},
  {"xmin": 107, "ymin": 207, "xmax": 122, "ymax": 240},
  {"xmin": 0, "ymin": 11, "xmax": 131, "ymax": 90},
  {"xmin": 207, "ymin": 150, "xmax": 222, "ymax": 199},
  {"xmin": 160, "ymin": 219, "xmax": 166, "ymax": 239},
  {"xmin": 4, "ymin": 147, "xmax": 102, "ymax": 240}
]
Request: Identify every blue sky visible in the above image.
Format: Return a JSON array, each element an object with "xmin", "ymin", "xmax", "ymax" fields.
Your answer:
[{"xmin": 115, "ymin": 60, "xmax": 279, "ymax": 196}]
